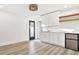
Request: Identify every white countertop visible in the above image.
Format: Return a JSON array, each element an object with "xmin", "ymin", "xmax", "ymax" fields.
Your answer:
[{"xmin": 41, "ymin": 28, "xmax": 79, "ymax": 34}]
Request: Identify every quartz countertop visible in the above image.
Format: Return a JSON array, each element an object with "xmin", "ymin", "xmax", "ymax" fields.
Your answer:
[{"xmin": 41, "ymin": 28, "xmax": 79, "ymax": 34}]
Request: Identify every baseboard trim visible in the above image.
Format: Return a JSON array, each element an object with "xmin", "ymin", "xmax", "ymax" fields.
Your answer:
[{"xmin": 0, "ymin": 40, "xmax": 28, "ymax": 47}]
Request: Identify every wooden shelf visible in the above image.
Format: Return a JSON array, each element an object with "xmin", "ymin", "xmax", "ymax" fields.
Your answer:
[{"xmin": 59, "ymin": 13, "xmax": 79, "ymax": 22}]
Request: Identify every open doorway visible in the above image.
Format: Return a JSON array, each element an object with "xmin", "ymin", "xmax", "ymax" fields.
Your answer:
[{"xmin": 29, "ymin": 20, "xmax": 35, "ymax": 40}]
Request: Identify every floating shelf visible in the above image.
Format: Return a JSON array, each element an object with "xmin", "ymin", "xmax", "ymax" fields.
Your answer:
[{"xmin": 59, "ymin": 13, "xmax": 79, "ymax": 22}]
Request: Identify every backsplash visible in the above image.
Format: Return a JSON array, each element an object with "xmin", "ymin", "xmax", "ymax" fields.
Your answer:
[{"xmin": 59, "ymin": 20, "xmax": 79, "ymax": 30}]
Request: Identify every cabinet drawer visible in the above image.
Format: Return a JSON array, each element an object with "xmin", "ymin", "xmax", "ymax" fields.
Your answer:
[
  {"xmin": 66, "ymin": 34, "xmax": 78, "ymax": 39},
  {"xmin": 66, "ymin": 39, "xmax": 78, "ymax": 50}
]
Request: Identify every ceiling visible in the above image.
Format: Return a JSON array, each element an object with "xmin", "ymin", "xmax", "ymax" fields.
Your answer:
[{"xmin": 0, "ymin": 4, "xmax": 79, "ymax": 16}]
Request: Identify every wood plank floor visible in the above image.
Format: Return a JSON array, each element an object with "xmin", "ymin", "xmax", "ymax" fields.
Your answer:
[{"xmin": 0, "ymin": 40, "xmax": 79, "ymax": 55}]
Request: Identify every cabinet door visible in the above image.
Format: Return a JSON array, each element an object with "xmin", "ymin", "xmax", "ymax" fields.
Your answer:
[
  {"xmin": 41, "ymin": 12, "xmax": 59, "ymax": 26},
  {"xmin": 66, "ymin": 39, "xmax": 78, "ymax": 50},
  {"xmin": 57, "ymin": 33, "xmax": 65, "ymax": 47},
  {"xmin": 40, "ymin": 32, "xmax": 49, "ymax": 42},
  {"xmin": 65, "ymin": 33, "xmax": 78, "ymax": 50},
  {"xmin": 49, "ymin": 32, "xmax": 58, "ymax": 45}
]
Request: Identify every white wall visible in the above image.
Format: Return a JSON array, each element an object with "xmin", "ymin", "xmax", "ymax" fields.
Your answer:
[
  {"xmin": 59, "ymin": 9, "xmax": 79, "ymax": 30},
  {"xmin": 59, "ymin": 20, "xmax": 79, "ymax": 30},
  {"xmin": 59, "ymin": 9, "xmax": 79, "ymax": 16},
  {"xmin": 0, "ymin": 10, "xmax": 27, "ymax": 46}
]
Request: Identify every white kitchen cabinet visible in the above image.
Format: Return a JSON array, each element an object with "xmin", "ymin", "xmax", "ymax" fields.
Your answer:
[
  {"xmin": 40, "ymin": 32, "xmax": 50, "ymax": 42},
  {"xmin": 41, "ymin": 12, "xmax": 59, "ymax": 26},
  {"xmin": 49, "ymin": 32, "xmax": 58, "ymax": 45},
  {"xmin": 57, "ymin": 33, "xmax": 65, "ymax": 47},
  {"xmin": 40, "ymin": 32, "xmax": 65, "ymax": 47}
]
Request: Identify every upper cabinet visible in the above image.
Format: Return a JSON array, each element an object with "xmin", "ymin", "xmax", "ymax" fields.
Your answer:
[{"xmin": 41, "ymin": 12, "xmax": 59, "ymax": 26}]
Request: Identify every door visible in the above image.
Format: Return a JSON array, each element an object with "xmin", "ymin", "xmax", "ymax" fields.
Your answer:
[{"xmin": 29, "ymin": 20, "xmax": 35, "ymax": 40}]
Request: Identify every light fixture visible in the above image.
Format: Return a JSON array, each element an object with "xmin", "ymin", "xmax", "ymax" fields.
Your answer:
[{"xmin": 29, "ymin": 4, "xmax": 38, "ymax": 11}]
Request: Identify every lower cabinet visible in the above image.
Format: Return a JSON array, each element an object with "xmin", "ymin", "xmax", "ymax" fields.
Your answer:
[
  {"xmin": 57, "ymin": 33, "xmax": 65, "ymax": 47},
  {"xmin": 49, "ymin": 32, "xmax": 58, "ymax": 44},
  {"xmin": 40, "ymin": 32, "xmax": 50, "ymax": 42},
  {"xmin": 66, "ymin": 39, "xmax": 78, "ymax": 50},
  {"xmin": 65, "ymin": 33, "xmax": 79, "ymax": 51},
  {"xmin": 49, "ymin": 32, "xmax": 65, "ymax": 47},
  {"xmin": 40, "ymin": 32, "xmax": 65, "ymax": 47}
]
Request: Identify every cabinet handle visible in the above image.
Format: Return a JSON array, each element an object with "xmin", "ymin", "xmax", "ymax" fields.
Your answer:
[{"xmin": 66, "ymin": 38, "xmax": 77, "ymax": 41}]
